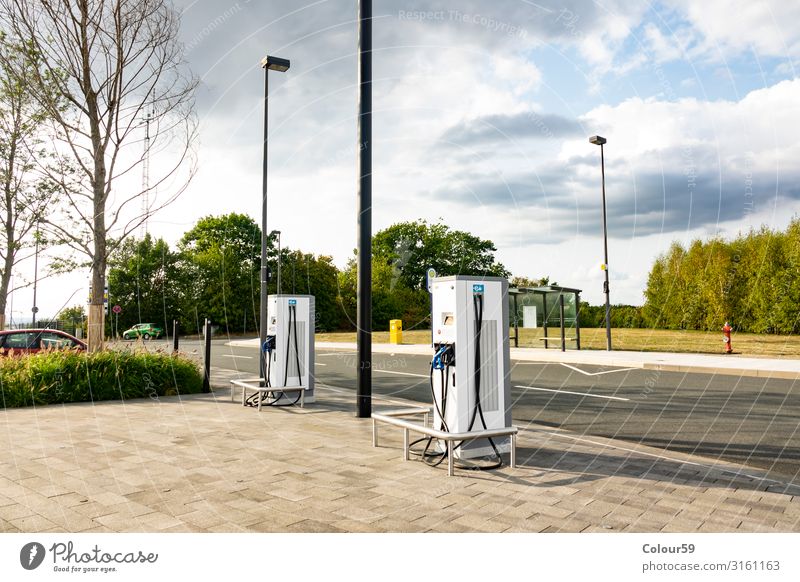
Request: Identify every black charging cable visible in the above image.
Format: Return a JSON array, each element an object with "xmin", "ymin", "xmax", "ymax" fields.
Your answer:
[{"xmin": 245, "ymin": 304, "xmax": 303, "ymax": 408}]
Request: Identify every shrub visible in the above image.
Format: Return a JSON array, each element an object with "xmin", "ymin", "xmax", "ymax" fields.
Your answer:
[{"xmin": 0, "ymin": 350, "xmax": 203, "ymax": 409}]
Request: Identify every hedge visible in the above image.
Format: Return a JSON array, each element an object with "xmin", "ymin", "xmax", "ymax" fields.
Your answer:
[{"xmin": 0, "ymin": 350, "xmax": 204, "ymax": 409}]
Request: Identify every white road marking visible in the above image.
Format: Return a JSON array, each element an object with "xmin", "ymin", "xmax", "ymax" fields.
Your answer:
[
  {"xmin": 220, "ymin": 354, "xmax": 252, "ymax": 359},
  {"xmin": 317, "ymin": 352, "xmax": 353, "ymax": 357},
  {"xmin": 315, "ymin": 363, "xmax": 327, "ymax": 366},
  {"xmin": 515, "ymin": 385, "xmax": 630, "ymax": 401},
  {"xmin": 374, "ymin": 369, "xmax": 428, "ymax": 378},
  {"xmin": 559, "ymin": 363, "xmax": 639, "ymax": 376}
]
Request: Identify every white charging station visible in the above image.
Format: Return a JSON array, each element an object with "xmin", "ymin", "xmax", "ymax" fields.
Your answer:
[
  {"xmin": 264, "ymin": 294, "xmax": 315, "ymax": 403},
  {"xmin": 430, "ymin": 276, "xmax": 512, "ymax": 459}
]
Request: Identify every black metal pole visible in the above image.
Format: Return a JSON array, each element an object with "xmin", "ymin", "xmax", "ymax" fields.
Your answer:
[
  {"xmin": 600, "ymin": 143, "xmax": 612, "ymax": 351},
  {"xmin": 575, "ymin": 292, "xmax": 582, "ymax": 350},
  {"xmin": 513, "ymin": 293, "xmax": 519, "ymax": 348},
  {"xmin": 559, "ymin": 294, "xmax": 566, "ymax": 352},
  {"xmin": 542, "ymin": 293, "xmax": 548, "ymax": 349},
  {"xmin": 356, "ymin": 0, "xmax": 372, "ymax": 418},
  {"xmin": 260, "ymin": 67, "xmax": 269, "ymax": 380},
  {"xmin": 32, "ymin": 232, "xmax": 39, "ymax": 327},
  {"xmin": 173, "ymin": 319, "xmax": 179, "ymax": 353},
  {"xmin": 203, "ymin": 318, "xmax": 211, "ymax": 393}
]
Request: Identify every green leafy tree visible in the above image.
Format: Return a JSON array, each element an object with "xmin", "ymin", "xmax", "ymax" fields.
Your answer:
[
  {"xmin": 372, "ymin": 219, "xmax": 510, "ymax": 290},
  {"xmin": 177, "ymin": 213, "xmax": 262, "ymax": 334},
  {"xmin": 57, "ymin": 304, "xmax": 84, "ymax": 323},
  {"xmin": 643, "ymin": 221, "xmax": 800, "ymax": 334},
  {"xmin": 775, "ymin": 219, "xmax": 800, "ymax": 333},
  {"xmin": 644, "ymin": 242, "xmax": 687, "ymax": 329},
  {"xmin": 282, "ymin": 250, "xmax": 342, "ymax": 332},
  {"xmin": 107, "ymin": 234, "xmax": 181, "ymax": 334},
  {"xmin": 510, "ymin": 275, "xmax": 550, "ymax": 288},
  {"xmin": 338, "ymin": 255, "xmax": 429, "ymax": 331},
  {"xmin": 57, "ymin": 304, "xmax": 85, "ymax": 336},
  {"xmin": 338, "ymin": 220, "xmax": 510, "ymax": 331}
]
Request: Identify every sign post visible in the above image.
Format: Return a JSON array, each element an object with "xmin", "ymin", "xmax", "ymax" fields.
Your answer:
[{"xmin": 112, "ymin": 305, "xmax": 121, "ymax": 339}]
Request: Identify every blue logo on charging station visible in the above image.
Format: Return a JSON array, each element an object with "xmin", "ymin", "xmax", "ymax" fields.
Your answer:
[
  {"xmin": 288, "ymin": 299, "xmax": 297, "ymax": 305},
  {"xmin": 472, "ymin": 284, "xmax": 485, "ymax": 294}
]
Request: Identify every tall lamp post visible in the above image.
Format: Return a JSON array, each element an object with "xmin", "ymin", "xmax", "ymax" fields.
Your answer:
[
  {"xmin": 32, "ymin": 228, "xmax": 40, "ymax": 327},
  {"xmin": 589, "ymin": 135, "xmax": 612, "ymax": 351},
  {"xmin": 259, "ymin": 55, "xmax": 290, "ymax": 380},
  {"xmin": 271, "ymin": 230, "xmax": 282, "ymax": 295},
  {"xmin": 356, "ymin": 0, "xmax": 372, "ymax": 417}
]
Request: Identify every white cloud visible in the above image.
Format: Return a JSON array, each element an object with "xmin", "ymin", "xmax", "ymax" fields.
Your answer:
[
  {"xmin": 643, "ymin": 23, "xmax": 686, "ymax": 63},
  {"xmin": 774, "ymin": 61, "xmax": 799, "ymax": 77},
  {"xmin": 666, "ymin": 0, "xmax": 800, "ymax": 60},
  {"xmin": 567, "ymin": 78, "xmax": 800, "ymax": 175}
]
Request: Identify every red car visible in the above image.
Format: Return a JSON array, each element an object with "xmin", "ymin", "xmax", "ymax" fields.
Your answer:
[{"xmin": 0, "ymin": 329, "xmax": 86, "ymax": 355}]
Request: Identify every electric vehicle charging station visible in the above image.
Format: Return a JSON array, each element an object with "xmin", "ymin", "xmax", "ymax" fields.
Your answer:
[
  {"xmin": 257, "ymin": 294, "xmax": 316, "ymax": 405},
  {"xmin": 429, "ymin": 275, "xmax": 512, "ymax": 459}
]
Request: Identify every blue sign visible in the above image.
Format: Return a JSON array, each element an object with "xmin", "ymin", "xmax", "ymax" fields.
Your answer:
[
  {"xmin": 288, "ymin": 299, "xmax": 297, "ymax": 305},
  {"xmin": 472, "ymin": 284, "xmax": 485, "ymax": 294}
]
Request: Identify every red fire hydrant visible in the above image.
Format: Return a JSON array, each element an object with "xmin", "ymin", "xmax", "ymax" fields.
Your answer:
[{"xmin": 723, "ymin": 321, "xmax": 732, "ymax": 354}]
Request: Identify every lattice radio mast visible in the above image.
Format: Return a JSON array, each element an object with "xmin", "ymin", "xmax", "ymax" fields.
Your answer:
[{"xmin": 140, "ymin": 110, "xmax": 152, "ymax": 236}]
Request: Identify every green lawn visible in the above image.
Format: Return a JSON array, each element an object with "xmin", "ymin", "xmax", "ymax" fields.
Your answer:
[{"xmin": 316, "ymin": 328, "xmax": 800, "ymax": 358}]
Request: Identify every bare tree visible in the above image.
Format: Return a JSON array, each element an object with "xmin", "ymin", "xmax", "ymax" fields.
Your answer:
[
  {"xmin": 0, "ymin": 0, "xmax": 197, "ymax": 350},
  {"xmin": 0, "ymin": 34, "xmax": 58, "ymax": 330}
]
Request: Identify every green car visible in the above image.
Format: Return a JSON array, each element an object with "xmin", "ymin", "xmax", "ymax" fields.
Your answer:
[{"xmin": 122, "ymin": 323, "xmax": 164, "ymax": 340}]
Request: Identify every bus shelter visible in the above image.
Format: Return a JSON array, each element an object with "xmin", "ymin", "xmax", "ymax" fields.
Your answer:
[{"xmin": 509, "ymin": 285, "xmax": 582, "ymax": 351}]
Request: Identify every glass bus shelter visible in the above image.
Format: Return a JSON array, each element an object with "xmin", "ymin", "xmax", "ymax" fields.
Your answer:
[{"xmin": 509, "ymin": 285, "xmax": 582, "ymax": 351}]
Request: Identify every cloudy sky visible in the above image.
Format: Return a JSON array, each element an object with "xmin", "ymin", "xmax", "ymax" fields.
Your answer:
[{"xmin": 18, "ymin": 0, "xmax": 800, "ymax": 319}]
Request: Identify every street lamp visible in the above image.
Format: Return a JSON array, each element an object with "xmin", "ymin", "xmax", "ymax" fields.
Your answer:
[
  {"xmin": 270, "ymin": 230, "xmax": 282, "ymax": 295},
  {"xmin": 32, "ymin": 228, "xmax": 40, "ymax": 328},
  {"xmin": 260, "ymin": 54, "xmax": 290, "ymax": 381},
  {"xmin": 589, "ymin": 135, "xmax": 612, "ymax": 351}
]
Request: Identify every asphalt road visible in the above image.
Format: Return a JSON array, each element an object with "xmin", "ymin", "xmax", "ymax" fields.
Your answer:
[{"xmin": 173, "ymin": 339, "xmax": 800, "ymax": 484}]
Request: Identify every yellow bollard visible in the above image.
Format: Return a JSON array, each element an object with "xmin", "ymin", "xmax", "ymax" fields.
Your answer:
[{"xmin": 389, "ymin": 319, "xmax": 403, "ymax": 344}]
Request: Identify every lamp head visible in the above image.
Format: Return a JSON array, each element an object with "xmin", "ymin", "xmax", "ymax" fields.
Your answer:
[
  {"xmin": 260, "ymin": 55, "xmax": 290, "ymax": 72},
  {"xmin": 589, "ymin": 135, "xmax": 607, "ymax": 146}
]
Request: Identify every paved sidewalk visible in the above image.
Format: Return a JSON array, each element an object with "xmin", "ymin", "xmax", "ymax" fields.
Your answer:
[
  {"xmin": 230, "ymin": 338, "xmax": 800, "ymax": 380},
  {"xmin": 0, "ymin": 368, "xmax": 798, "ymax": 533}
]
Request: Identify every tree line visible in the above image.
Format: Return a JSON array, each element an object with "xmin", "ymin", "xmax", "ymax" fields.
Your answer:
[
  {"xmin": 103, "ymin": 216, "xmax": 510, "ymax": 335},
  {"xmin": 78, "ymin": 214, "xmax": 800, "ymax": 337},
  {"xmin": 642, "ymin": 220, "xmax": 800, "ymax": 333}
]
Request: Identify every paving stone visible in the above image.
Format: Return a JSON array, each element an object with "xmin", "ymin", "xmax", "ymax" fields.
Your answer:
[
  {"xmin": 520, "ymin": 501, "xmax": 574, "ymax": 519},
  {"xmin": 285, "ymin": 519, "xmax": 346, "ymax": 533},
  {"xmin": 0, "ymin": 518, "xmax": 21, "ymax": 533},
  {"xmin": 0, "ymin": 503, "xmax": 37, "ymax": 520},
  {"xmin": 369, "ymin": 517, "xmax": 427, "ymax": 532},
  {"xmin": 205, "ymin": 523, "xmax": 252, "ymax": 533},
  {"xmin": 70, "ymin": 502, "xmax": 119, "ymax": 519},
  {"xmin": 332, "ymin": 504, "xmax": 385, "ymax": 523},
  {"xmin": 134, "ymin": 512, "xmax": 185, "ymax": 531},
  {"xmin": 321, "ymin": 519, "xmax": 378, "ymax": 533},
  {"xmin": 9, "ymin": 514, "xmax": 58, "ymax": 531}
]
